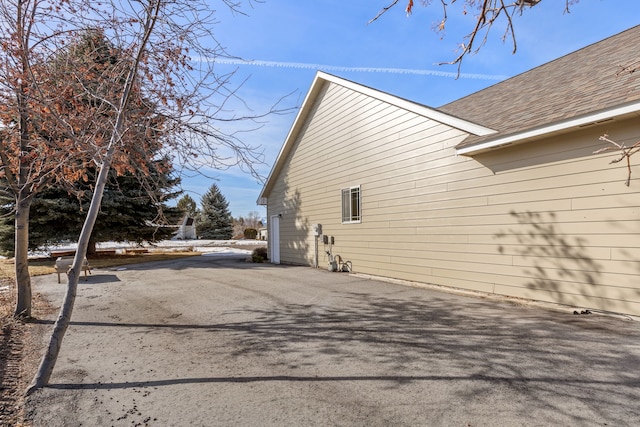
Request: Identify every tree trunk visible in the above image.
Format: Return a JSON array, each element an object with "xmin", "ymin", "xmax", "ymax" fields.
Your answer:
[
  {"xmin": 13, "ymin": 195, "xmax": 32, "ymax": 318},
  {"xmin": 25, "ymin": 0, "xmax": 161, "ymax": 396},
  {"xmin": 26, "ymin": 153, "xmax": 114, "ymax": 395},
  {"xmin": 87, "ymin": 238, "xmax": 97, "ymax": 256},
  {"xmin": 15, "ymin": 41, "xmax": 33, "ymax": 318}
]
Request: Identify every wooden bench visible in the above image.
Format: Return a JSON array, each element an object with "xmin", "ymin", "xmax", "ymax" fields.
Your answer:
[
  {"xmin": 50, "ymin": 249, "xmax": 77, "ymax": 257},
  {"xmin": 96, "ymin": 249, "xmax": 117, "ymax": 256},
  {"xmin": 125, "ymin": 248, "xmax": 148, "ymax": 254},
  {"xmin": 55, "ymin": 256, "xmax": 92, "ymax": 283}
]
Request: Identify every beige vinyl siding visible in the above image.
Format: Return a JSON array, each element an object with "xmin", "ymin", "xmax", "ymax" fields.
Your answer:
[{"xmin": 265, "ymin": 80, "xmax": 640, "ymax": 316}]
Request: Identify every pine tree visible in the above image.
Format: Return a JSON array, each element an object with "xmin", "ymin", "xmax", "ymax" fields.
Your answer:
[
  {"xmin": 0, "ymin": 160, "xmax": 182, "ymax": 255},
  {"xmin": 177, "ymin": 194, "xmax": 198, "ymax": 217},
  {"xmin": 197, "ymin": 184, "xmax": 233, "ymax": 240}
]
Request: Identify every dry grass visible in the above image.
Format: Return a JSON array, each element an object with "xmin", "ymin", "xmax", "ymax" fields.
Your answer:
[
  {"xmin": 1, "ymin": 279, "xmax": 57, "ymax": 425},
  {"xmin": 0, "ymin": 251, "xmax": 200, "ymax": 280},
  {"xmin": 0, "ymin": 280, "xmax": 14, "ymax": 323}
]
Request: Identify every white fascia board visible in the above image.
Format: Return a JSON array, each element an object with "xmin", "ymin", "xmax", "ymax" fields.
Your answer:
[
  {"xmin": 320, "ymin": 72, "xmax": 496, "ymax": 137},
  {"xmin": 257, "ymin": 73, "xmax": 328, "ymax": 203},
  {"xmin": 257, "ymin": 71, "xmax": 497, "ymax": 204},
  {"xmin": 457, "ymin": 100, "xmax": 640, "ymax": 156}
]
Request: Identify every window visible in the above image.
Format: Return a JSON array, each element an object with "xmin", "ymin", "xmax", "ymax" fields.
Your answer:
[{"xmin": 341, "ymin": 186, "xmax": 361, "ymax": 223}]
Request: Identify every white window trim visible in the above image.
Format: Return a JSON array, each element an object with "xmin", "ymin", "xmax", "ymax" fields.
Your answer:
[{"xmin": 341, "ymin": 185, "xmax": 361, "ymax": 224}]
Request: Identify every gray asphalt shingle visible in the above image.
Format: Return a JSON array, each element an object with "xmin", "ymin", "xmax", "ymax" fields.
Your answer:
[{"xmin": 439, "ymin": 25, "xmax": 640, "ymax": 148}]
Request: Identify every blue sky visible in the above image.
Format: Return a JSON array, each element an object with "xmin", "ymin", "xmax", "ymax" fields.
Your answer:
[{"xmin": 180, "ymin": 0, "xmax": 639, "ymax": 219}]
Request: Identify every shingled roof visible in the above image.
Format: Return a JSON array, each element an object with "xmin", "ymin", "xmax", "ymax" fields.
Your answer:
[{"xmin": 439, "ymin": 25, "xmax": 640, "ymax": 151}]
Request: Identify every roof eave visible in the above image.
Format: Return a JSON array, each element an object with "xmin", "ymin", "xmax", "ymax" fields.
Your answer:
[
  {"xmin": 456, "ymin": 100, "xmax": 640, "ymax": 156},
  {"xmin": 257, "ymin": 72, "xmax": 330, "ymax": 204}
]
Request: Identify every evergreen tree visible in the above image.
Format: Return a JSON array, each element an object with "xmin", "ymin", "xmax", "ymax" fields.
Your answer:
[
  {"xmin": 197, "ymin": 184, "xmax": 233, "ymax": 240},
  {"xmin": 0, "ymin": 30, "xmax": 181, "ymax": 257},
  {"xmin": 0, "ymin": 159, "xmax": 182, "ymax": 255},
  {"xmin": 177, "ymin": 194, "xmax": 198, "ymax": 217}
]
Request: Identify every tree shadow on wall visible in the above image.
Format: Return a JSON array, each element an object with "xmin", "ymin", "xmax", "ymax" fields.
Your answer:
[
  {"xmin": 280, "ymin": 178, "xmax": 309, "ymax": 265},
  {"xmin": 496, "ymin": 211, "xmax": 604, "ymax": 309}
]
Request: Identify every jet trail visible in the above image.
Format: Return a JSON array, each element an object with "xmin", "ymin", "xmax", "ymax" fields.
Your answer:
[{"xmin": 208, "ymin": 58, "xmax": 508, "ymax": 81}]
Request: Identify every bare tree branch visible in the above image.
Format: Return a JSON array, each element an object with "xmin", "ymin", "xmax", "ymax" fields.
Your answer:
[
  {"xmin": 594, "ymin": 134, "xmax": 640, "ymax": 186},
  {"xmin": 369, "ymin": 0, "xmax": 575, "ymax": 75}
]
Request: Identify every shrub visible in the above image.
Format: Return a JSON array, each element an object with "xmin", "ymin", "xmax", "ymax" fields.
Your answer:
[
  {"xmin": 244, "ymin": 228, "xmax": 258, "ymax": 239},
  {"xmin": 251, "ymin": 246, "xmax": 268, "ymax": 263}
]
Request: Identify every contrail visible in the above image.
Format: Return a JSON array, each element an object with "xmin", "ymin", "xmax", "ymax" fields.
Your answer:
[{"xmin": 207, "ymin": 58, "xmax": 508, "ymax": 81}]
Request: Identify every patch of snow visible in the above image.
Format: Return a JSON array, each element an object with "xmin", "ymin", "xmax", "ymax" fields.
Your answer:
[
  {"xmin": 200, "ymin": 247, "xmax": 252, "ymax": 256},
  {"xmin": 155, "ymin": 239, "xmax": 264, "ymax": 248},
  {"xmin": 28, "ymin": 239, "xmax": 263, "ymax": 258}
]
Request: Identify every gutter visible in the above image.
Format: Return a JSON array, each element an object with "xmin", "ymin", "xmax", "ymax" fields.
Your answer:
[{"xmin": 456, "ymin": 100, "xmax": 640, "ymax": 156}]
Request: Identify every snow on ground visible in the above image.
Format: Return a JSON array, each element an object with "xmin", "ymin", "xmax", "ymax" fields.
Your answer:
[
  {"xmin": 26, "ymin": 239, "xmax": 266, "ymax": 259},
  {"xmin": 150, "ymin": 239, "xmax": 263, "ymax": 256}
]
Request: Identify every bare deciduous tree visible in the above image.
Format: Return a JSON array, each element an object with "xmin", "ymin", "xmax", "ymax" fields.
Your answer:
[
  {"xmin": 19, "ymin": 0, "xmax": 292, "ymax": 394},
  {"xmin": 0, "ymin": 0, "xmax": 118, "ymax": 318},
  {"xmin": 233, "ymin": 210, "xmax": 263, "ymax": 237}
]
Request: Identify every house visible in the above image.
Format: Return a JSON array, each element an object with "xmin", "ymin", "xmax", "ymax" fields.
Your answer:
[
  {"xmin": 258, "ymin": 227, "xmax": 268, "ymax": 241},
  {"xmin": 258, "ymin": 26, "xmax": 640, "ymax": 317},
  {"xmin": 174, "ymin": 215, "xmax": 197, "ymax": 240}
]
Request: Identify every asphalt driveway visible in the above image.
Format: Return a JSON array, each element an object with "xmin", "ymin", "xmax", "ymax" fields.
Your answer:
[{"xmin": 25, "ymin": 254, "xmax": 640, "ymax": 426}]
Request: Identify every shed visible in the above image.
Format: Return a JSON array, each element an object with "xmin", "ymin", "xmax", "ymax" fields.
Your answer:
[{"xmin": 174, "ymin": 215, "xmax": 197, "ymax": 240}]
